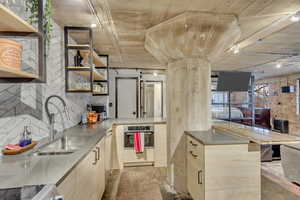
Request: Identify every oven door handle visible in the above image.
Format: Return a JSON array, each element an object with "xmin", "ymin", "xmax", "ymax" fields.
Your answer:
[{"xmin": 125, "ymin": 132, "xmax": 153, "ymax": 135}]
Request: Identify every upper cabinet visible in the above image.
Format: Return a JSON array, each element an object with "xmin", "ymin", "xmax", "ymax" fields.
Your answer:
[{"xmin": 0, "ymin": 1, "xmax": 46, "ymax": 83}]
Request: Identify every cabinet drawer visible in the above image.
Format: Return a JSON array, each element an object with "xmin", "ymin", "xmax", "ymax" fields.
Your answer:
[{"xmin": 187, "ymin": 136, "xmax": 203, "ymax": 156}]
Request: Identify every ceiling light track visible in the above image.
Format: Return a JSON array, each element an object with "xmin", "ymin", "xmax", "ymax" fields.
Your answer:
[{"xmin": 246, "ymin": 51, "xmax": 300, "ymax": 57}]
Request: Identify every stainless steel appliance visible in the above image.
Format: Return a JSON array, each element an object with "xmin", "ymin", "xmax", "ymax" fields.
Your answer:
[{"xmin": 124, "ymin": 125, "xmax": 154, "ymax": 148}]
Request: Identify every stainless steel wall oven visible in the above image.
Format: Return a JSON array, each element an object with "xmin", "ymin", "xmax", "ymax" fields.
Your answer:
[{"xmin": 124, "ymin": 125, "xmax": 154, "ymax": 148}]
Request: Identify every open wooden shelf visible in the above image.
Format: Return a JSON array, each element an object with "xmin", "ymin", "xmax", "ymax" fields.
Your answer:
[
  {"xmin": 0, "ymin": 4, "xmax": 38, "ymax": 33},
  {"xmin": 67, "ymin": 44, "xmax": 90, "ymax": 50},
  {"xmin": 67, "ymin": 67, "xmax": 106, "ymax": 81},
  {"xmin": 0, "ymin": 65, "xmax": 38, "ymax": 79},
  {"xmin": 67, "ymin": 66, "xmax": 90, "ymax": 70},
  {"xmin": 67, "ymin": 88, "xmax": 91, "ymax": 92},
  {"xmin": 93, "ymin": 92, "xmax": 109, "ymax": 96},
  {"xmin": 80, "ymin": 50, "xmax": 106, "ymax": 67}
]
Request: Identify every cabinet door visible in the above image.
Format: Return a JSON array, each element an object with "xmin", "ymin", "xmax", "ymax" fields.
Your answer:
[
  {"xmin": 187, "ymin": 136, "xmax": 205, "ymax": 200},
  {"xmin": 95, "ymin": 138, "xmax": 106, "ymax": 200},
  {"xmin": 77, "ymin": 148, "xmax": 98, "ymax": 200},
  {"xmin": 154, "ymin": 124, "xmax": 167, "ymax": 167},
  {"xmin": 57, "ymin": 166, "xmax": 78, "ymax": 200},
  {"xmin": 105, "ymin": 131, "xmax": 112, "ymax": 173}
]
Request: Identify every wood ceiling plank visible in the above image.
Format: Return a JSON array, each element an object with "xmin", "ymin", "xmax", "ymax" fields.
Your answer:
[
  {"xmin": 187, "ymin": 0, "xmax": 221, "ymax": 12},
  {"xmin": 52, "ymin": 0, "xmax": 300, "ymax": 73},
  {"xmin": 149, "ymin": 0, "xmax": 173, "ymax": 26},
  {"xmin": 214, "ymin": 0, "xmax": 256, "ymax": 15}
]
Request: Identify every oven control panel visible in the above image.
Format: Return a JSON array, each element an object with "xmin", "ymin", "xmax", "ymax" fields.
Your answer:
[{"xmin": 124, "ymin": 125, "xmax": 154, "ymax": 132}]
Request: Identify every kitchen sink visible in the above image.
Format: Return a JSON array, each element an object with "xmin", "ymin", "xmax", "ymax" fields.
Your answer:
[{"xmin": 32, "ymin": 135, "xmax": 90, "ymax": 156}]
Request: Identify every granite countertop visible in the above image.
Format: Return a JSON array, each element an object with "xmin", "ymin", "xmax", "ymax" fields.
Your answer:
[
  {"xmin": 0, "ymin": 118, "xmax": 166, "ymax": 190},
  {"xmin": 186, "ymin": 129, "xmax": 249, "ymax": 145}
]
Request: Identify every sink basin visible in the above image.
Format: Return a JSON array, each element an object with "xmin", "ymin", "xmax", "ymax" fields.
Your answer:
[
  {"xmin": 34, "ymin": 151, "xmax": 75, "ymax": 156},
  {"xmin": 33, "ymin": 135, "xmax": 90, "ymax": 156}
]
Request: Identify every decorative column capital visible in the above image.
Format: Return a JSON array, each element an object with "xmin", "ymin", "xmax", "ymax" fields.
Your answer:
[{"xmin": 145, "ymin": 11, "xmax": 241, "ymax": 65}]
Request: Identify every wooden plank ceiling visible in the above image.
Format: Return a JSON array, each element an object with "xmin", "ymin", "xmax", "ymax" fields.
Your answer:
[{"xmin": 52, "ymin": 0, "xmax": 300, "ymax": 77}]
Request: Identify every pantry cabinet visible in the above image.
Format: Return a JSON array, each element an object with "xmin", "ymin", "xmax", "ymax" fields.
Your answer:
[
  {"xmin": 58, "ymin": 137, "xmax": 106, "ymax": 200},
  {"xmin": 186, "ymin": 135, "xmax": 261, "ymax": 200}
]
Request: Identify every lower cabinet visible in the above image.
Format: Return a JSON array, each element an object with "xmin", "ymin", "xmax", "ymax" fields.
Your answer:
[
  {"xmin": 186, "ymin": 135, "xmax": 261, "ymax": 200},
  {"xmin": 187, "ymin": 136, "xmax": 205, "ymax": 200},
  {"xmin": 58, "ymin": 137, "xmax": 106, "ymax": 200}
]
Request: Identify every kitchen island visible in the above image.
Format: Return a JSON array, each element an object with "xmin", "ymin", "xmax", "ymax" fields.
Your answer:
[{"xmin": 185, "ymin": 129, "xmax": 261, "ymax": 200}]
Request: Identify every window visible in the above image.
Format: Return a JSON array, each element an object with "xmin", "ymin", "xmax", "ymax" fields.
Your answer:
[{"xmin": 212, "ymin": 92, "xmax": 228, "ymax": 104}]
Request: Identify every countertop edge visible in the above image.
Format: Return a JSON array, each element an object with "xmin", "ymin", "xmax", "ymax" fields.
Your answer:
[{"xmin": 185, "ymin": 130, "xmax": 250, "ymax": 146}]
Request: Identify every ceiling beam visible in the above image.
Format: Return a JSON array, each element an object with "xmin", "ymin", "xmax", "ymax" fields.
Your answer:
[{"xmin": 233, "ymin": 13, "xmax": 298, "ymax": 51}]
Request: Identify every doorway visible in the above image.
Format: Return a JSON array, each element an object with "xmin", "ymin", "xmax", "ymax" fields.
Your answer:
[
  {"xmin": 115, "ymin": 77, "xmax": 138, "ymax": 118},
  {"xmin": 140, "ymin": 81, "xmax": 163, "ymax": 118}
]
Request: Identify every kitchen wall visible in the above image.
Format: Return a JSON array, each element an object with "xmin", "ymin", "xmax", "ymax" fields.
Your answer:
[
  {"xmin": 256, "ymin": 73, "xmax": 300, "ymax": 136},
  {"xmin": 0, "ymin": 1, "xmax": 93, "ymax": 149}
]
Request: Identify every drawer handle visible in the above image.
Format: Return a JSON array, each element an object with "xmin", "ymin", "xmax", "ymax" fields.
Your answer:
[
  {"xmin": 92, "ymin": 150, "xmax": 98, "ymax": 165},
  {"xmin": 190, "ymin": 141, "xmax": 198, "ymax": 147},
  {"xmin": 96, "ymin": 147, "xmax": 100, "ymax": 160},
  {"xmin": 198, "ymin": 170, "xmax": 203, "ymax": 184},
  {"xmin": 190, "ymin": 151, "xmax": 198, "ymax": 158}
]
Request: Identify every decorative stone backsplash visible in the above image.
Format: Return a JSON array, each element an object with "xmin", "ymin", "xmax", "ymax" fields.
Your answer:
[
  {"xmin": 0, "ymin": 2, "xmax": 92, "ymax": 149},
  {"xmin": 256, "ymin": 73, "xmax": 300, "ymax": 136}
]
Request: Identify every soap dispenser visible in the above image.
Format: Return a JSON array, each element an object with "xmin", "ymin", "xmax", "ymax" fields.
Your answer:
[{"xmin": 19, "ymin": 126, "xmax": 32, "ymax": 147}]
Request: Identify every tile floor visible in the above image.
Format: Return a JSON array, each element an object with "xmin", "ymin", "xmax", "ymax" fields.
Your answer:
[{"xmin": 116, "ymin": 166, "xmax": 166, "ymax": 200}]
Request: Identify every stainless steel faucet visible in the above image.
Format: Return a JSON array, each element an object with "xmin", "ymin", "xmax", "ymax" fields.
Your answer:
[{"xmin": 45, "ymin": 95, "xmax": 70, "ymax": 141}]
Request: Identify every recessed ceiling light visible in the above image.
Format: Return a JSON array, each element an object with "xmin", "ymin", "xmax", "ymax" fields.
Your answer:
[
  {"xmin": 290, "ymin": 15, "xmax": 300, "ymax": 22},
  {"xmin": 233, "ymin": 48, "xmax": 240, "ymax": 54},
  {"xmin": 276, "ymin": 63, "xmax": 282, "ymax": 68},
  {"xmin": 153, "ymin": 72, "xmax": 158, "ymax": 76},
  {"xmin": 230, "ymin": 45, "xmax": 240, "ymax": 54},
  {"xmin": 91, "ymin": 23, "xmax": 97, "ymax": 28}
]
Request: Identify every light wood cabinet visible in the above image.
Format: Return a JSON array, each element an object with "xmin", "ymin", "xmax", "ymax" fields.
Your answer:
[
  {"xmin": 154, "ymin": 124, "xmax": 167, "ymax": 167},
  {"xmin": 96, "ymin": 138, "xmax": 106, "ymax": 199},
  {"xmin": 186, "ymin": 135, "xmax": 261, "ymax": 200},
  {"xmin": 58, "ymin": 137, "xmax": 106, "ymax": 200},
  {"xmin": 105, "ymin": 128, "xmax": 112, "ymax": 175},
  {"xmin": 187, "ymin": 136, "xmax": 204, "ymax": 200}
]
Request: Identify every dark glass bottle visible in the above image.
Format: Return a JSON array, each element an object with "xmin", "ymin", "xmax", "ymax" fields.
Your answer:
[{"xmin": 74, "ymin": 50, "xmax": 83, "ymax": 66}]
